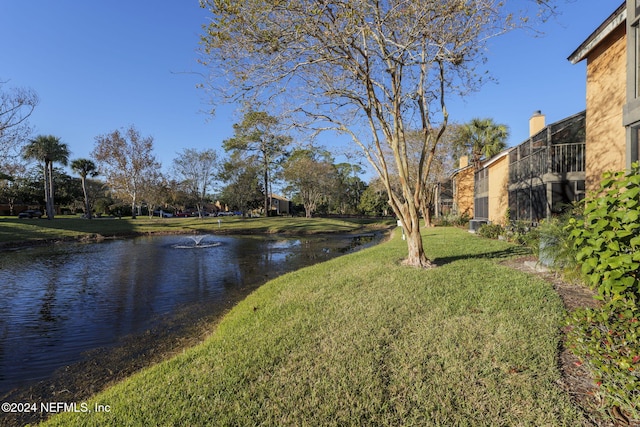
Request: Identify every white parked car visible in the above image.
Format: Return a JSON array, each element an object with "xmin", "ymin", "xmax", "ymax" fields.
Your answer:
[{"xmin": 153, "ymin": 210, "xmax": 173, "ymax": 218}]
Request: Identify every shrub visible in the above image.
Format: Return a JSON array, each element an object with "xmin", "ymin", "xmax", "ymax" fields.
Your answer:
[
  {"xmin": 566, "ymin": 163, "xmax": 640, "ymax": 420},
  {"xmin": 434, "ymin": 213, "xmax": 470, "ymax": 228},
  {"xmin": 567, "ymin": 300, "xmax": 640, "ymax": 420},
  {"xmin": 504, "ymin": 220, "xmax": 535, "ymax": 246},
  {"xmin": 477, "ymin": 223, "xmax": 503, "ymax": 239},
  {"xmin": 453, "ymin": 213, "xmax": 471, "ymax": 227},
  {"xmin": 567, "ymin": 164, "xmax": 640, "ymax": 301},
  {"xmin": 536, "ymin": 211, "xmax": 581, "ymax": 274}
]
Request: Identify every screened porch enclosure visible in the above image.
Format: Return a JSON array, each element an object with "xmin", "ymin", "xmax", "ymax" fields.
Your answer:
[{"xmin": 507, "ymin": 111, "xmax": 586, "ymax": 223}]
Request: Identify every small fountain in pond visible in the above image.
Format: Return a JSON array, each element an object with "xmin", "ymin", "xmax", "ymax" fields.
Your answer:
[
  {"xmin": 172, "ymin": 234, "xmax": 221, "ymax": 249},
  {"xmin": 189, "ymin": 235, "xmax": 206, "ymax": 246}
]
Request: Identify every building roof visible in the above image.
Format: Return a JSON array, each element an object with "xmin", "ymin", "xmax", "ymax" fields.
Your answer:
[
  {"xmin": 567, "ymin": 2, "xmax": 626, "ymax": 64},
  {"xmin": 528, "ymin": 110, "xmax": 586, "ymax": 143},
  {"xmin": 269, "ymin": 193, "xmax": 290, "ymax": 201},
  {"xmin": 479, "ymin": 147, "xmax": 515, "ymax": 170}
]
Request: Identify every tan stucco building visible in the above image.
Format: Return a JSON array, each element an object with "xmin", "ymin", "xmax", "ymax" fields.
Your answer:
[
  {"xmin": 507, "ymin": 111, "xmax": 586, "ymax": 223},
  {"xmin": 269, "ymin": 194, "xmax": 291, "ymax": 215},
  {"xmin": 453, "ymin": 157, "xmax": 475, "ymax": 219},
  {"xmin": 473, "ymin": 151, "xmax": 509, "ymax": 225},
  {"xmin": 438, "ymin": 2, "xmax": 639, "ymax": 227},
  {"xmin": 569, "ymin": 1, "xmax": 640, "ymax": 191},
  {"xmin": 434, "ymin": 156, "xmax": 474, "ymax": 220}
]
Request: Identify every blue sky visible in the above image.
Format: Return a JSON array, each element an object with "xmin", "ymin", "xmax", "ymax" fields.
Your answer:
[{"xmin": 0, "ymin": 0, "xmax": 623, "ymax": 181}]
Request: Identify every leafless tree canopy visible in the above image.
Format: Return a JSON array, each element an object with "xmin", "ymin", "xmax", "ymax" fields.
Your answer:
[
  {"xmin": 92, "ymin": 126, "xmax": 161, "ymax": 218},
  {"xmin": 0, "ymin": 81, "xmax": 39, "ymax": 162},
  {"xmin": 200, "ymin": 0, "xmax": 550, "ymax": 266},
  {"xmin": 172, "ymin": 148, "xmax": 219, "ymax": 217}
]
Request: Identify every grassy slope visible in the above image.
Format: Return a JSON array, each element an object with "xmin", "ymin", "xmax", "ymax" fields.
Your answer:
[{"xmin": 41, "ymin": 227, "xmax": 584, "ymax": 426}]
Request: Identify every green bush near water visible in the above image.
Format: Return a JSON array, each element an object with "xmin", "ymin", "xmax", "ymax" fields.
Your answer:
[{"xmin": 41, "ymin": 227, "xmax": 584, "ymax": 426}]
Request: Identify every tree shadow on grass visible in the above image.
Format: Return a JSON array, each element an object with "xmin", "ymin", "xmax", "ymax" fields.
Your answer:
[{"xmin": 431, "ymin": 245, "xmax": 532, "ymax": 267}]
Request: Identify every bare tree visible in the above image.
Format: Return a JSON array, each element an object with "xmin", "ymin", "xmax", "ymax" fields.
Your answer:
[
  {"xmin": 393, "ymin": 128, "xmax": 457, "ymax": 227},
  {"xmin": 141, "ymin": 171, "xmax": 170, "ymax": 218},
  {"xmin": 283, "ymin": 148, "xmax": 338, "ymax": 218},
  {"xmin": 172, "ymin": 148, "xmax": 219, "ymax": 218},
  {"xmin": 92, "ymin": 126, "xmax": 161, "ymax": 218},
  {"xmin": 1, "ymin": 81, "xmax": 39, "ymax": 162},
  {"xmin": 199, "ymin": 0, "xmax": 545, "ymax": 267}
]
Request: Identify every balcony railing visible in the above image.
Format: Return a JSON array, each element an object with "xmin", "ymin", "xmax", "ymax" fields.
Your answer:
[
  {"xmin": 509, "ymin": 143, "xmax": 584, "ymax": 184},
  {"xmin": 551, "ymin": 143, "xmax": 585, "ymax": 174}
]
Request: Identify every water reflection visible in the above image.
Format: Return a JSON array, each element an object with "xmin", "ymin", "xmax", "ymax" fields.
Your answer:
[{"xmin": 0, "ymin": 233, "xmax": 380, "ymax": 393}]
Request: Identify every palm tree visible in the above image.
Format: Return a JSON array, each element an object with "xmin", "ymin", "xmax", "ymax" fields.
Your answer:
[
  {"xmin": 453, "ymin": 118, "xmax": 509, "ymax": 170},
  {"xmin": 22, "ymin": 135, "xmax": 70, "ymax": 219},
  {"xmin": 71, "ymin": 158, "xmax": 98, "ymax": 219}
]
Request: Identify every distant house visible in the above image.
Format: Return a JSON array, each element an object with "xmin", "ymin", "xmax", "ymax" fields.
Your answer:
[
  {"xmin": 434, "ymin": 155, "xmax": 474, "ymax": 219},
  {"xmin": 507, "ymin": 111, "xmax": 586, "ymax": 223},
  {"xmin": 433, "ymin": 179, "xmax": 453, "ymax": 217},
  {"xmin": 453, "ymin": 156, "xmax": 475, "ymax": 219},
  {"xmin": 474, "ymin": 148, "xmax": 512, "ymax": 225},
  {"xmin": 568, "ymin": 1, "xmax": 639, "ymax": 191},
  {"xmin": 268, "ymin": 194, "xmax": 291, "ymax": 215}
]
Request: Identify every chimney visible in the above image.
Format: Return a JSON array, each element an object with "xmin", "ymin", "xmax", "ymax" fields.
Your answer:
[
  {"xmin": 529, "ymin": 110, "xmax": 545, "ymax": 137},
  {"xmin": 459, "ymin": 155, "xmax": 469, "ymax": 168}
]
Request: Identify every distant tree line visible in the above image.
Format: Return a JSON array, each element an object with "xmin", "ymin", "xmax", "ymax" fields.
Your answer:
[
  {"xmin": 1, "ymin": 80, "xmax": 508, "ymax": 221},
  {"xmin": 0, "ymin": 105, "xmax": 395, "ymax": 219}
]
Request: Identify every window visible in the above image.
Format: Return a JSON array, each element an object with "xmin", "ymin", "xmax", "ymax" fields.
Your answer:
[
  {"xmin": 636, "ymin": 24, "xmax": 640, "ymax": 98},
  {"xmin": 508, "ymin": 186, "xmax": 547, "ymax": 223},
  {"xmin": 474, "ymin": 168, "xmax": 488, "ymax": 194},
  {"xmin": 474, "ymin": 197, "xmax": 488, "ymax": 220},
  {"xmin": 474, "ymin": 168, "xmax": 489, "ymax": 220},
  {"xmin": 634, "ymin": 125, "xmax": 640, "ymax": 163},
  {"xmin": 551, "ymin": 181, "xmax": 585, "ymax": 214}
]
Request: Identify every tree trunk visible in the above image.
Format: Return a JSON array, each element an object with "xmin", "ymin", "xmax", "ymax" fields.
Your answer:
[
  {"xmin": 423, "ymin": 208, "xmax": 432, "ymax": 228},
  {"xmin": 48, "ymin": 162, "xmax": 56, "ymax": 219},
  {"xmin": 263, "ymin": 167, "xmax": 269, "ymax": 217},
  {"xmin": 42, "ymin": 163, "xmax": 48, "ymax": 212},
  {"xmin": 81, "ymin": 176, "xmax": 92, "ymax": 219},
  {"xmin": 394, "ymin": 201, "xmax": 433, "ymax": 268},
  {"xmin": 43, "ymin": 162, "xmax": 52, "ymax": 220},
  {"xmin": 403, "ymin": 225, "xmax": 432, "ymax": 268}
]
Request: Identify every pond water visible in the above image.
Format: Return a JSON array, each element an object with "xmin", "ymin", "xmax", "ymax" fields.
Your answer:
[{"xmin": 0, "ymin": 233, "xmax": 381, "ymax": 394}]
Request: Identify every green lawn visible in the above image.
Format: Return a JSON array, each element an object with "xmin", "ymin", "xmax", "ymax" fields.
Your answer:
[
  {"xmin": 0, "ymin": 216, "xmax": 393, "ymax": 245},
  {"xmin": 40, "ymin": 227, "xmax": 584, "ymax": 426}
]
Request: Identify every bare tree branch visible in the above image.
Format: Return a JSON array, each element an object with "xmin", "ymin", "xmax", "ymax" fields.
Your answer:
[{"xmin": 199, "ymin": 0, "xmax": 547, "ymax": 267}]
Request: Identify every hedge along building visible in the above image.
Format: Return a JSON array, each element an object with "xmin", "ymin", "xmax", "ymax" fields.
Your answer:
[{"xmin": 568, "ymin": 1, "xmax": 640, "ymax": 192}]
